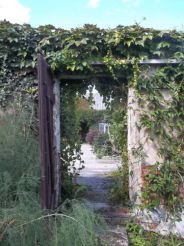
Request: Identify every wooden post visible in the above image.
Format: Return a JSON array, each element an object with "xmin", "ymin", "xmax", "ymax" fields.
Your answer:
[{"xmin": 38, "ymin": 54, "xmax": 61, "ymax": 210}]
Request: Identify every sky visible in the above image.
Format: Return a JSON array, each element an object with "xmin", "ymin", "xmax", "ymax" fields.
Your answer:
[{"xmin": 0, "ymin": 0, "xmax": 184, "ymax": 30}]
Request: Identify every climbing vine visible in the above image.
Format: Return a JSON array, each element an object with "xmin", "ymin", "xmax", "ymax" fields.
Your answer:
[
  {"xmin": 0, "ymin": 21, "xmax": 183, "ymax": 103},
  {"xmin": 136, "ymin": 58, "xmax": 184, "ymax": 215},
  {"xmin": 0, "ymin": 20, "xmax": 184, "ymax": 212}
]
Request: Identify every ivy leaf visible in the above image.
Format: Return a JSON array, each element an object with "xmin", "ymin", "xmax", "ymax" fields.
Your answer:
[
  {"xmin": 80, "ymin": 38, "xmax": 88, "ymax": 45},
  {"xmin": 20, "ymin": 60, "xmax": 25, "ymax": 68},
  {"xmin": 135, "ymin": 40, "xmax": 145, "ymax": 47},
  {"xmin": 31, "ymin": 61, "xmax": 36, "ymax": 68},
  {"xmin": 75, "ymin": 41, "xmax": 81, "ymax": 47},
  {"xmin": 126, "ymin": 40, "xmax": 133, "ymax": 47},
  {"xmin": 82, "ymin": 61, "xmax": 87, "ymax": 67},
  {"xmin": 157, "ymin": 42, "xmax": 170, "ymax": 49},
  {"xmin": 153, "ymin": 51, "xmax": 162, "ymax": 56}
]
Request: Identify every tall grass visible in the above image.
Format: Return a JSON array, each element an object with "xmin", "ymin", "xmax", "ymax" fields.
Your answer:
[
  {"xmin": 0, "ymin": 102, "xmax": 107, "ymax": 246},
  {"xmin": 0, "ymin": 102, "xmax": 39, "ymax": 207},
  {"xmin": 0, "ymin": 199, "xmax": 106, "ymax": 246}
]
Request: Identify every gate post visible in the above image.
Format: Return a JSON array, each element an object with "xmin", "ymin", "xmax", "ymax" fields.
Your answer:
[
  {"xmin": 127, "ymin": 60, "xmax": 179, "ymax": 205},
  {"xmin": 127, "ymin": 87, "xmax": 142, "ymax": 204},
  {"xmin": 127, "ymin": 86, "xmax": 162, "ymax": 204},
  {"xmin": 53, "ymin": 79, "xmax": 61, "ymax": 208},
  {"xmin": 38, "ymin": 54, "xmax": 61, "ymax": 210}
]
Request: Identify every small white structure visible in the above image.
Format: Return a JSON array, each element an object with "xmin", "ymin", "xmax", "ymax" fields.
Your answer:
[
  {"xmin": 85, "ymin": 88, "xmax": 106, "ymax": 110},
  {"xmin": 99, "ymin": 122, "xmax": 109, "ymax": 134},
  {"xmin": 92, "ymin": 92, "xmax": 106, "ymax": 110}
]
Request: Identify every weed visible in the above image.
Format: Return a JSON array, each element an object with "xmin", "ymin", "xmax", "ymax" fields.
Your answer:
[{"xmin": 126, "ymin": 221, "xmax": 184, "ymax": 246}]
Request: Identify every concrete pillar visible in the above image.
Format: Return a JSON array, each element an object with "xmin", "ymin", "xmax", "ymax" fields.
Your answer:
[
  {"xmin": 53, "ymin": 79, "xmax": 61, "ymax": 208},
  {"xmin": 127, "ymin": 66, "xmax": 173, "ymax": 205},
  {"xmin": 128, "ymin": 87, "xmax": 142, "ymax": 204},
  {"xmin": 128, "ymin": 87, "xmax": 162, "ymax": 204}
]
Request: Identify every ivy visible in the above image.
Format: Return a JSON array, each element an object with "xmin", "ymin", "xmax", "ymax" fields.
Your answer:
[
  {"xmin": 1, "ymin": 21, "xmax": 184, "ymax": 214},
  {"xmin": 0, "ymin": 21, "xmax": 183, "ymax": 104},
  {"xmin": 136, "ymin": 60, "xmax": 184, "ymax": 215}
]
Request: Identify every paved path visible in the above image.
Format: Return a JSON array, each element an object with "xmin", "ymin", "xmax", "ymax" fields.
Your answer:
[{"xmin": 76, "ymin": 144, "xmax": 129, "ymax": 246}]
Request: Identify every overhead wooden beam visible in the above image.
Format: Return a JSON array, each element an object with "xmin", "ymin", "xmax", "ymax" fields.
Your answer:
[
  {"xmin": 93, "ymin": 59, "xmax": 180, "ymax": 66},
  {"xmin": 57, "ymin": 59, "xmax": 180, "ymax": 81},
  {"xmin": 139, "ymin": 59, "xmax": 180, "ymax": 64},
  {"xmin": 58, "ymin": 73, "xmax": 127, "ymax": 80}
]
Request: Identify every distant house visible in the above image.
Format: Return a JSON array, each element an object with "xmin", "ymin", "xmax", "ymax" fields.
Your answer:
[
  {"xmin": 85, "ymin": 89, "xmax": 106, "ymax": 110},
  {"xmin": 92, "ymin": 92, "xmax": 106, "ymax": 110}
]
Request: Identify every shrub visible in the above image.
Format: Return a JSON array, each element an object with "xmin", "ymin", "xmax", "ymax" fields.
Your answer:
[
  {"xmin": 108, "ymin": 150, "xmax": 129, "ymax": 204},
  {"xmin": 93, "ymin": 133, "xmax": 112, "ymax": 157}
]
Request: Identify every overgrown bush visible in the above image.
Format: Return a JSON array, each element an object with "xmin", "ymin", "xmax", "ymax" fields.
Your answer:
[
  {"xmin": 107, "ymin": 104, "xmax": 129, "ymax": 204},
  {"xmin": 108, "ymin": 163, "xmax": 129, "ymax": 205},
  {"xmin": 93, "ymin": 133, "xmax": 112, "ymax": 158},
  {"xmin": 78, "ymin": 106, "xmax": 105, "ymax": 142}
]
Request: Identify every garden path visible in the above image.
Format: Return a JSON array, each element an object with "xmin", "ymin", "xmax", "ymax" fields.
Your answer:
[{"xmin": 76, "ymin": 144, "xmax": 129, "ymax": 246}]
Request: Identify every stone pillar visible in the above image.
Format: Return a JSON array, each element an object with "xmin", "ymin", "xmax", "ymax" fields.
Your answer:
[
  {"xmin": 127, "ymin": 61, "xmax": 184, "ymax": 236},
  {"xmin": 128, "ymin": 87, "xmax": 142, "ymax": 204},
  {"xmin": 127, "ymin": 67, "xmax": 173, "ymax": 205},
  {"xmin": 128, "ymin": 87, "xmax": 162, "ymax": 204},
  {"xmin": 53, "ymin": 79, "xmax": 61, "ymax": 208}
]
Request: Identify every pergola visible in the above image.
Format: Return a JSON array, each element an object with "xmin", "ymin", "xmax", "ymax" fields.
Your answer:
[{"xmin": 38, "ymin": 54, "xmax": 180, "ymax": 209}]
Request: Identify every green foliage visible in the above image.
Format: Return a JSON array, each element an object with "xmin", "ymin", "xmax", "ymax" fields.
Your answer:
[
  {"xmin": 1, "ymin": 20, "xmax": 184, "ymax": 216},
  {"xmin": 78, "ymin": 107, "xmax": 106, "ymax": 142},
  {"xmin": 108, "ymin": 164, "xmax": 129, "ymax": 205},
  {"xmin": 52, "ymin": 201, "xmax": 107, "ymax": 246},
  {"xmin": 142, "ymin": 162, "xmax": 182, "ymax": 213},
  {"xmin": 126, "ymin": 222, "xmax": 184, "ymax": 246},
  {"xmin": 135, "ymin": 60, "xmax": 184, "ymax": 215},
  {"xmin": 60, "ymin": 87, "xmax": 85, "ymax": 200},
  {"xmin": 0, "ymin": 102, "xmax": 107, "ymax": 246},
  {"xmin": 78, "ymin": 108, "xmax": 106, "ymax": 130},
  {"xmin": 108, "ymin": 104, "xmax": 127, "ymax": 154},
  {"xmin": 0, "ymin": 102, "xmax": 39, "ymax": 207},
  {"xmin": 0, "ymin": 199, "xmax": 107, "ymax": 246},
  {"xmin": 107, "ymin": 101, "xmax": 129, "ymax": 204},
  {"xmin": 126, "ymin": 222, "xmax": 146, "ymax": 246},
  {"xmin": 93, "ymin": 133, "xmax": 112, "ymax": 158},
  {"xmin": 0, "ymin": 21, "xmax": 183, "ymax": 105}
]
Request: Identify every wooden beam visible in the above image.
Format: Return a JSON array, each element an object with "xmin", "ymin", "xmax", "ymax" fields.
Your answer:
[
  {"xmin": 139, "ymin": 59, "xmax": 180, "ymax": 65},
  {"xmin": 58, "ymin": 73, "xmax": 127, "ymax": 80},
  {"xmin": 93, "ymin": 59, "xmax": 180, "ymax": 66},
  {"xmin": 57, "ymin": 59, "xmax": 180, "ymax": 81}
]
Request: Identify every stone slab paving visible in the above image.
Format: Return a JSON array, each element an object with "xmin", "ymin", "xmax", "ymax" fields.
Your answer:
[{"xmin": 76, "ymin": 144, "xmax": 129, "ymax": 246}]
